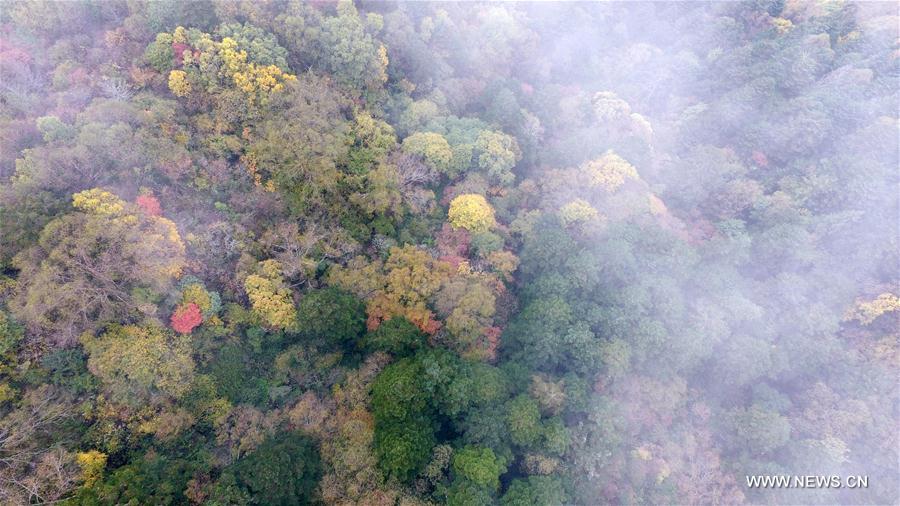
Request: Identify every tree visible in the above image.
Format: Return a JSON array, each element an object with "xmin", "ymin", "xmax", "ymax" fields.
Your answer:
[
  {"xmin": 2, "ymin": 448, "xmax": 79, "ymax": 505},
  {"xmin": 470, "ymin": 231, "xmax": 504, "ymax": 258},
  {"xmin": 457, "ymin": 405, "xmax": 513, "ymax": 464},
  {"xmin": 0, "ymin": 310, "xmax": 23, "ymax": 377},
  {"xmin": 81, "ymin": 323, "xmax": 195, "ymax": 404},
  {"xmin": 222, "ymin": 432, "xmax": 322, "ymax": 505},
  {"xmin": 582, "ymin": 150, "xmax": 639, "ymax": 192},
  {"xmin": 592, "ymin": 91, "xmax": 631, "ymax": 122},
  {"xmin": 0, "ymin": 386, "xmax": 76, "ymax": 505},
  {"xmin": 178, "ymin": 277, "xmax": 221, "ymax": 319},
  {"xmin": 505, "ymin": 395, "xmax": 542, "ymax": 448},
  {"xmin": 35, "ymin": 115, "xmax": 75, "ymax": 142},
  {"xmin": 371, "ymin": 357, "xmax": 429, "ymax": 422},
  {"xmin": 436, "ymin": 275, "xmax": 498, "ymax": 361},
  {"xmin": 500, "ymin": 476, "xmax": 567, "ymax": 506},
  {"xmin": 170, "ymin": 302, "xmax": 202, "ymax": 334},
  {"xmin": 540, "ymin": 417, "xmax": 569, "ymax": 456},
  {"xmin": 347, "ymin": 111, "xmax": 397, "ymax": 174},
  {"xmin": 148, "ymin": 25, "xmax": 297, "ymax": 105},
  {"xmin": 502, "ymin": 295, "xmax": 575, "ymax": 372},
  {"xmin": 329, "ymin": 245, "xmax": 454, "ymax": 334},
  {"xmin": 242, "ymin": 73, "xmax": 351, "ymax": 214},
  {"xmin": 244, "ymin": 260, "xmax": 298, "ymax": 331},
  {"xmin": 0, "ymin": 189, "xmax": 65, "ymax": 270},
  {"xmin": 296, "ymin": 287, "xmax": 366, "ymax": 346},
  {"xmin": 217, "ymin": 23, "xmax": 290, "ymax": 69},
  {"xmin": 529, "ymin": 375, "xmax": 566, "ymax": 416},
  {"xmin": 364, "ymin": 317, "xmax": 426, "ymax": 356},
  {"xmin": 559, "ymin": 199, "xmax": 600, "ymax": 226},
  {"xmin": 315, "ymin": 354, "xmax": 398, "ymax": 503},
  {"xmin": 374, "ymin": 417, "xmax": 436, "ymax": 483},
  {"xmin": 67, "ymin": 452, "xmax": 199, "ymax": 505},
  {"xmin": 76, "ymin": 450, "xmax": 107, "ymax": 488},
  {"xmin": 167, "ymin": 69, "xmax": 191, "ymax": 97},
  {"xmin": 474, "ymin": 130, "xmax": 520, "ymax": 185},
  {"xmin": 402, "ymin": 132, "xmax": 453, "ymax": 174},
  {"xmin": 447, "ymin": 478, "xmax": 495, "ymax": 506},
  {"xmin": 448, "ymin": 194, "xmax": 496, "ymax": 233},
  {"xmin": 486, "ymin": 250, "xmax": 519, "ymax": 282},
  {"xmin": 216, "ymin": 405, "xmax": 278, "ymax": 461},
  {"xmin": 11, "ymin": 189, "xmax": 185, "ymax": 346},
  {"xmin": 135, "ymin": 194, "xmax": 162, "ymax": 217},
  {"xmin": 843, "ymin": 293, "xmax": 900, "ymax": 325},
  {"xmin": 397, "ymin": 99, "xmax": 440, "ymax": 136},
  {"xmin": 317, "ymin": 0, "xmax": 388, "ymax": 93},
  {"xmin": 371, "ymin": 355, "xmax": 441, "ymax": 483},
  {"xmin": 451, "ymin": 446, "xmax": 507, "ymax": 490},
  {"xmin": 726, "ymin": 405, "xmax": 792, "ymax": 456}
]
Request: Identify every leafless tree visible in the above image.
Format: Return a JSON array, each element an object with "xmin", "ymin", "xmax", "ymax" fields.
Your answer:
[
  {"xmin": 392, "ymin": 151, "xmax": 437, "ymax": 193},
  {"xmin": 99, "ymin": 76, "xmax": 133, "ymax": 101},
  {"xmin": 0, "ymin": 386, "xmax": 76, "ymax": 505}
]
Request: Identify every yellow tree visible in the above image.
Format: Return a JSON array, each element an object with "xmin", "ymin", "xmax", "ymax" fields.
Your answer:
[
  {"xmin": 843, "ymin": 293, "xmax": 900, "ymax": 325},
  {"xmin": 583, "ymin": 150, "xmax": 639, "ymax": 192},
  {"xmin": 559, "ymin": 199, "xmax": 600, "ymax": 226},
  {"xmin": 167, "ymin": 70, "xmax": 191, "ymax": 97},
  {"xmin": 81, "ymin": 324, "xmax": 195, "ymax": 404},
  {"xmin": 329, "ymin": 245, "xmax": 454, "ymax": 334},
  {"xmin": 244, "ymin": 260, "xmax": 298, "ymax": 331},
  {"xmin": 75, "ymin": 451, "xmax": 107, "ymax": 488},
  {"xmin": 149, "ymin": 26, "xmax": 296, "ymax": 105},
  {"xmin": 448, "ymin": 194, "xmax": 496, "ymax": 233}
]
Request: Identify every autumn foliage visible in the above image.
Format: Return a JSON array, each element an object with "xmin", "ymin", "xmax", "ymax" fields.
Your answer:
[
  {"xmin": 1, "ymin": 2, "xmax": 897, "ymax": 505},
  {"xmin": 135, "ymin": 194, "xmax": 162, "ymax": 216},
  {"xmin": 448, "ymin": 194, "xmax": 496, "ymax": 233},
  {"xmin": 170, "ymin": 303, "xmax": 203, "ymax": 334}
]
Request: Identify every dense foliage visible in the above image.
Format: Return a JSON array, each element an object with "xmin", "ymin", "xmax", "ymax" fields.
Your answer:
[{"xmin": 0, "ymin": 1, "xmax": 897, "ymax": 505}]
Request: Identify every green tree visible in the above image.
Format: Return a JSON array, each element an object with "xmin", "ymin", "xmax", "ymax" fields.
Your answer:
[
  {"xmin": 228, "ymin": 432, "xmax": 322, "ymax": 506},
  {"xmin": 296, "ymin": 287, "xmax": 366, "ymax": 347},
  {"xmin": 67, "ymin": 452, "xmax": 198, "ymax": 505},
  {"xmin": 474, "ymin": 131, "xmax": 519, "ymax": 185},
  {"xmin": 364, "ymin": 317, "xmax": 425, "ymax": 356},
  {"xmin": 371, "ymin": 357, "xmax": 428, "ymax": 421},
  {"xmin": 451, "ymin": 446, "xmax": 506, "ymax": 490},
  {"xmin": 501, "ymin": 476, "xmax": 567, "ymax": 506},
  {"xmin": 317, "ymin": 0, "xmax": 388, "ymax": 93},
  {"xmin": 447, "ymin": 478, "xmax": 495, "ymax": 506},
  {"xmin": 373, "ymin": 417, "xmax": 436, "ymax": 483},
  {"xmin": 243, "ymin": 74, "xmax": 350, "ymax": 214},
  {"xmin": 505, "ymin": 395, "xmax": 542, "ymax": 448},
  {"xmin": 726, "ymin": 405, "xmax": 792, "ymax": 456},
  {"xmin": 217, "ymin": 23, "xmax": 290, "ymax": 69}
]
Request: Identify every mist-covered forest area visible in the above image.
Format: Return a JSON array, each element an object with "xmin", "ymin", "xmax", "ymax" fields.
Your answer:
[{"xmin": 0, "ymin": 1, "xmax": 898, "ymax": 504}]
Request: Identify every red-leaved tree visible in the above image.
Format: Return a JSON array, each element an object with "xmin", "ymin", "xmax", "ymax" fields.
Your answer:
[
  {"xmin": 171, "ymin": 303, "xmax": 202, "ymax": 334},
  {"xmin": 136, "ymin": 194, "xmax": 162, "ymax": 216}
]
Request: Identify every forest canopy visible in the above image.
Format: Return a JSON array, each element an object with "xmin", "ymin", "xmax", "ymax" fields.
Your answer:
[{"xmin": 0, "ymin": 1, "xmax": 898, "ymax": 505}]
